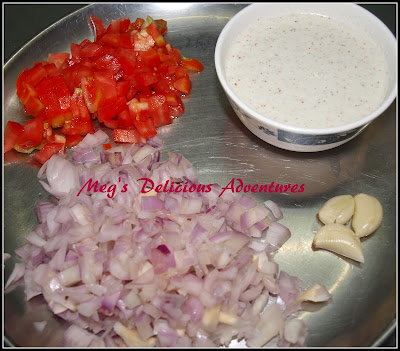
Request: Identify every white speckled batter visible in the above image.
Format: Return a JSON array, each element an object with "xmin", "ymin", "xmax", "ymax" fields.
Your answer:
[{"xmin": 225, "ymin": 14, "xmax": 389, "ymax": 128}]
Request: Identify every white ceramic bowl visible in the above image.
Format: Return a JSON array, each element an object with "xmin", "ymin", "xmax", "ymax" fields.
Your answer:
[{"xmin": 215, "ymin": 3, "xmax": 397, "ymax": 152}]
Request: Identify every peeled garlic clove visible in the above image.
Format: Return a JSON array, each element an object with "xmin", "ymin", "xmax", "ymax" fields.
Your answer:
[
  {"xmin": 313, "ymin": 223, "xmax": 364, "ymax": 263},
  {"xmin": 352, "ymin": 193, "xmax": 383, "ymax": 238},
  {"xmin": 318, "ymin": 195, "xmax": 355, "ymax": 225},
  {"xmin": 113, "ymin": 322, "xmax": 156, "ymax": 347},
  {"xmin": 296, "ymin": 283, "xmax": 332, "ymax": 303}
]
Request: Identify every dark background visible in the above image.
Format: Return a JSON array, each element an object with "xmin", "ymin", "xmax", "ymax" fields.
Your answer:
[{"xmin": 3, "ymin": 2, "xmax": 397, "ymax": 348}]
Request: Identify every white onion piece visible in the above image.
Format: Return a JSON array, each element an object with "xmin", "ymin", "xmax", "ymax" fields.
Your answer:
[
  {"xmin": 5, "ymin": 263, "xmax": 25, "ymax": 289},
  {"xmin": 264, "ymin": 200, "xmax": 284, "ymax": 220},
  {"xmin": 45, "ymin": 155, "xmax": 79, "ymax": 195}
]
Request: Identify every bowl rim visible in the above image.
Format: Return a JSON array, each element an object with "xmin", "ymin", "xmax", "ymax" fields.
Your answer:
[{"xmin": 215, "ymin": 3, "xmax": 398, "ymax": 136}]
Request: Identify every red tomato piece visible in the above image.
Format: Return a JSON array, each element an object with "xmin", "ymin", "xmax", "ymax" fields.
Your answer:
[
  {"xmin": 65, "ymin": 135, "xmax": 84, "ymax": 148},
  {"xmin": 103, "ymin": 143, "xmax": 112, "ymax": 150},
  {"xmin": 154, "ymin": 19, "xmax": 168, "ymax": 35},
  {"xmin": 71, "ymin": 88, "xmax": 91, "ymax": 121},
  {"xmin": 173, "ymin": 75, "xmax": 191, "ymax": 95},
  {"xmin": 104, "ymin": 119, "xmax": 120, "ymax": 129},
  {"xmin": 164, "ymin": 91, "xmax": 185, "ymax": 117},
  {"xmin": 16, "ymin": 117, "xmax": 44, "ymax": 149},
  {"xmin": 70, "ymin": 43, "xmax": 81, "ymax": 59},
  {"xmin": 146, "ymin": 21, "xmax": 166, "ymax": 47},
  {"xmin": 24, "ymin": 94, "xmax": 46, "ymax": 118},
  {"xmin": 113, "ymin": 128, "xmax": 146, "ymax": 144},
  {"xmin": 62, "ymin": 117, "xmax": 95, "ymax": 136},
  {"xmin": 116, "ymin": 80, "xmax": 131, "ymax": 98},
  {"xmin": 151, "ymin": 77, "xmax": 171, "ymax": 94},
  {"xmin": 44, "ymin": 63, "xmax": 61, "ymax": 77},
  {"xmin": 98, "ymin": 96, "xmax": 127, "ymax": 122},
  {"xmin": 129, "ymin": 18, "xmax": 145, "ymax": 31},
  {"xmin": 117, "ymin": 108, "xmax": 135, "ymax": 128},
  {"xmin": 34, "ymin": 142, "xmax": 65, "ymax": 164},
  {"xmin": 92, "ymin": 54, "xmax": 122, "ymax": 73},
  {"xmin": 61, "ymin": 64, "xmax": 94, "ymax": 93},
  {"xmin": 182, "ymin": 57, "xmax": 204, "ymax": 72},
  {"xmin": 140, "ymin": 48, "xmax": 161, "ymax": 68},
  {"xmin": 81, "ymin": 76, "xmax": 104, "ymax": 113},
  {"xmin": 166, "ymin": 45, "xmax": 182, "ymax": 64},
  {"xmin": 35, "ymin": 76, "xmax": 73, "ymax": 127},
  {"xmin": 16, "ymin": 68, "xmax": 30, "ymax": 97},
  {"xmin": 26, "ymin": 62, "xmax": 49, "ymax": 87},
  {"xmin": 105, "ymin": 18, "xmax": 131, "ymax": 34},
  {"xmin": 151, "ymin": 101, "xmax": 171, "ymax": 128},
  {"xmin": 133, "ymin": 116, "xmax": 157, "ymax": 138},
  {"xmin": 135, "ymin": 67, "xmax": 160, "ymax": 86},
  {"xmin": 90, "ymin": 14, "xmax": 106, "ymax": 41},
  {"xmin": 175, "ymin": 66, "xmax": 188, "ymax": 79},
  {"xmin": 79, "ymin": 39, "xmax": 92, "ymax": 49},
  {"xmin": 113, "ymin": 47, "xmax": 137, "ymax": 76},
  {"xmin": 80, "ymin": 42, "xmax": 103, "ymax": 59},
  {"xmin": 99, "ymin": 33, "xmax": 133, "ymax": 48},
  {"xmin": 4, "ymin": 121, "xmax": 24, "ymax": 153},
  {"xmin": 48, "ymin": 53, "xmax": 70, "ymax": 69}
]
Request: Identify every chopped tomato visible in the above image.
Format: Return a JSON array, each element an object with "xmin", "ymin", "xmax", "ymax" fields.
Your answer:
[
  {"xmin": 154, "ymin": 19, "xmax": 168, "ymax": 35},
  {"xmin": 140, "ymin": 48, "xmax": 161, "ymax": 68},
  {"xmin": 146, "ymin": 21, "xmax": 166, "ymax": 47},
  {"xmin": 129, "ymin": 17, "xmax": 145, "ymax": 31},
  {"xmin": 25, "ymin": 62, "xmax": 48, "ymax": 87},
  {"xmin": 133, "ymin": 116, "xmax": 157, "ymax": 138},
  {"xmin": 48, "ymin": 53, "xmax": 70, "ymax": 69},
  {"xmin": 105, "ymin": 18, "xmax": 131, "ymax": 34},
  {"xmin": 80, "ymin": 42, "xmax": 103, "ymax": 59},
  {"xmin": 7, "ymin": 14, "xmax": 203, "ymax": 156},
  {"xmin": 62, "ymin": 117, "xmax": 95, "ymax": 136},
  {"xmin": 35, "ymin": 76, "xmax": 73, "ymax": 127},
  {"xmin": 34, "ymin": 142, "xmax": 65, "ymax": 164},
  {"xmin": 44, "ymin": 63, "xmax": 61, "ymax": 77},
  {"xmin": 92, "ymin": 53, "xmax": 121, "ymax": 73},
  {"xmin": 182, "ymin": 57, "xmax": 204, "ymax": 72},
  {"xmin": 15, "ymin": 117, "xmax": 44, "ymax": 149},
  {"xmin": 81, "ymin": 76, "xmax": 104, "ymax": 113},
  {"xmin": 175, "ymin": 66, "xmax": 188, "ymax": 79},
  {"xmin": 71, "ymin": 88, "xmax": 91, "ymax": 121},
  {"xmin": 89, "ymin": 14, "xmax": 106, "ymax": 41},
  {"xmin": 103, "ymin": 143, "xmax": 112, "ymax": 150},
  {"xmin": 104, "ymin": 119, "xmax": 120, "ymax": 129},
  {"xmin": 114, "ymin": 47, "xmax": 137, "ymax": 75},
  {"xmin": 70, "ymin": 43, "xmax": 81, "ymax": 59},
  {"xmin": 116, "ymin": 80, "xmax": 131, "ymax": 97},
  {"xmin": 98, "ymin": 96, "xmax": 127, "ymax": 122},
  {"xmin": 114, "ymin": 128, "xmax": 146, "ymax": 144},
  {"xmin": 135, "ymin": 67, "xmax": 160, "ymax": 86},
  {"xmin": 4, "ymin": 121, "xmax": 24, "ymax": 153},
  {"xmin": 65, "ymin": 135, "xmax": 84, "ymax": 148},
  {"xmin": 99, "ymin": 33, "xmax": 133, "ymax": 48},
  {"xmin": 173, "ymin": 75, "xmax": 191, "ymax": 95}
]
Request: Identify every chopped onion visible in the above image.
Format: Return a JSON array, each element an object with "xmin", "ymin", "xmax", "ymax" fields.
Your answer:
[{"xmin": 4, "ymin": 134, "xmax": 331, "ymax": 348}]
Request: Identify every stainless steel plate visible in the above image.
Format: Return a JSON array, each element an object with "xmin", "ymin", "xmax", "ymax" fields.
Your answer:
[{"xmin": 3, "ymin": 3, "xmax": 397, "ymax": 347}]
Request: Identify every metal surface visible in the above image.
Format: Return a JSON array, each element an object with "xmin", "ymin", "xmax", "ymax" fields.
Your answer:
[{"xmin": 3, "ymin": 3, "xmax": 397, "ymax": 347}]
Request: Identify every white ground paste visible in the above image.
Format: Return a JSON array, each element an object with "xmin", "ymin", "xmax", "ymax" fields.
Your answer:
[{"xmin": 225, "ymin": 14, "xmax": 389, "ymax": 128}]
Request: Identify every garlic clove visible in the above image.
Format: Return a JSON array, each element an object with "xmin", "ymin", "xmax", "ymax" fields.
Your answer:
[
  {"xmin": 352, "ymin": 193, "xmax": 383, "ymax": 238},
  {"xmin": 113, "ymin": 321, "xmax": 156, "ymax": 347},
  {"xmin": 202, "ymin": 304, "xmax": 221, "ymax": 329},
  {"xmin": 318, "ymin": 195, "xmax": 355, "ymax": 225},
  {"xmin": 313, "ymin": 223, "xmax": 364, "ymax": 263},
  {"xmin": 218, "ymin": 311, "xmax": 239, "ymax": 325},
  {"xmin": 296, "ymin": 283, "xmax": 332, "ymax": 303}
]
